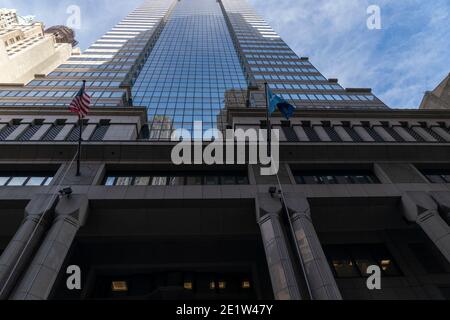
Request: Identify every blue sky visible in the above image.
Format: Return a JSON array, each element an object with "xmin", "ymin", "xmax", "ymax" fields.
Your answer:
[{"xmin": 1, "ymin": 0, "xmax": 449, "ymax": 109}]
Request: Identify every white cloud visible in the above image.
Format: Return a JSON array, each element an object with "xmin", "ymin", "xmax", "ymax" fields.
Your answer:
[
  {"xmin": 249, "ymin": 0, "xmax": 450, "ymax": 109},
  {"xmin": 2, "ymin": 0, "xmax": 448, "ymax": 108}
]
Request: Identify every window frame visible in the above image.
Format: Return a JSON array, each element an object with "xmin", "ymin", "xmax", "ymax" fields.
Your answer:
[
  {"xmin": 103, "ymin": 171, "xmax": 249, "ymax": 187},
  {"xmin": 294, "ymin": 170, "xmax": 380, "ymax": 185},
  {"xmin": 324, "ymin": 244, "xmax": 402, "ymax": 279}
]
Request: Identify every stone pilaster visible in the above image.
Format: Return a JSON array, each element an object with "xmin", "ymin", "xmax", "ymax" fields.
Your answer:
[
  {"xmin": 402, "ymin": 191, "xmax": 450, "ymax": 263},
  {"xmin": 284, "ymin": 194, "xmax": 342, "ymax": 300},
  {"xmin": 11, "ymin": 194, "xmax": 89, "ymax": 300},
  {"xmin": 257, "ymin": 193, "xmax": 301, "ymax": 300},
  {"xmin": 0, "ymin": 194, "xmax": 56, "ymax": 299}
]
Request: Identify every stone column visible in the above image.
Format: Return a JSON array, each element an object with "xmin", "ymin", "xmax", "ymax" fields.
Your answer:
[
  {"xmin": 0, "ymin": 194, "xmax": 56, "ymax": 300},
  {"xmin": 257, "ymin": 193, "xmax": 302, "ymax": 300},
  {"xmin": 11, "ymin": 194, "xmax": 89, "ymax": 300},
  {"xmin": 402, "ymin": 191, "xmax": 450, "ymax": 263},
  {"xmin": 430, "ymin": 191, "xmax": 450, "ymax": 225},
  {"xmin": 284, "ymin": 194, "xmax": 342, "ymax": 300}
]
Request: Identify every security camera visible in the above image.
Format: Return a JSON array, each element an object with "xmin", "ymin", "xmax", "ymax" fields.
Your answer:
[
  {"xmin": 268, "ymin": 186, "xmax": 277, "ymax": 197},
  {"xmin": 59, "ymin": 187, "xmax": 73, "ymax": 197}
]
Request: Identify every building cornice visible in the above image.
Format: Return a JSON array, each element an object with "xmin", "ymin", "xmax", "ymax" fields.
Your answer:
[
  {"xmin": 0, "ymin": 142, "xmax": 449, "ymax": 163},
  {"xmin": 0, "ymin": 106, "xmax": 148, "ymax": 122},
  {"xmin": 226, "ymin": 107, "xmax": 450, "ymax": 120}
]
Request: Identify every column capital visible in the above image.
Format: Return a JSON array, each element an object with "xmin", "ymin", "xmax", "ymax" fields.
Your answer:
[
  {"xmin": 430, "ymin": 191, "xmax": 450, "ymax": 223},
  {"xmin": 283, "ymin": 193, "xmax": 310, "ymax": 218},
  {"xmin": 24, "ymin": 193, "xmax": 58, "ymax": 225},
  {"xmin": 54, "ymin": 194, "xmax": 89, "ymax": 227},
  {"xmin": 401, "ymin": 191, "xmax": 438, "ymax": 222},
  {"xmin": 256, "ymin": 192, "xmax": 282, "ymax": 218}
]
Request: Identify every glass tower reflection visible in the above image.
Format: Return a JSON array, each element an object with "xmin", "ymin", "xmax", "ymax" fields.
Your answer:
[{"xmin": 132, "ymin": 0, "xmax": 247, "ymax": 140}]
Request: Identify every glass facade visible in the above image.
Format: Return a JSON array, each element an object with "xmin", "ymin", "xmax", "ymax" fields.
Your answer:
[
  {"xmin": 0, "ymin": 0, "xmax": 388, "ymax": 140},
  {"xmin": 132, "ymin": 0, "xmax": 247, "ymax": 140},
  {"xmin": 0, "ymin": 0, "xmax": 175, "ymax": 108},
  {"xmin": 221, "ymin": 0, "xmax": 387, "ymax": 110},
  {"xmin": 0, "ymin": 173, "xmax": 54, "ymax": 186}
]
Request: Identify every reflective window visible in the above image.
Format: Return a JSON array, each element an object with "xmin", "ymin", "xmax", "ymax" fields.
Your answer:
[
  {"xmin": 103, "ymin": 171, "xmax": 249, "ymax": 186},
  {"xmin": 0, "ymin": 177, "xmax": 9, "ymax": 186},
  {"xmin": 0, "ymin": 174, "xmax": 54, "ymax": 187},
  {"xmin": 116, "ymin": 177, "xmax": 132, "ymax": 186},
  {"xmin": 8, "ymin": 177, "xmax": 28, "ymax": 186},
  {"xmin": 420, "ymin": 169, "xmax": 450, "ymax": 183},
  {"xmin": 205, "ymin": 176, "xmax": 220, "ymax": 185},
  {"xmin": 294, "ymin": 170, "xmax": 379, "ymax": 185},
  {"xmin": 105, "ymin": 176, "xmax": 116, "ymax": 186},
  {"xmin": 134, "ymin": 176, "xmax": 151, "ymax": 186},
  {"xmin": 151, "ymin": 177, "xmax": 168, "ymax": 186},
  {"xmin": 131, "ymin": 0, "xmax": 247, "ymax": 140},
  {"xmin": 186, "ymin": 176, "xmax": 202, "ymax": 186},
  {"xmin": 26, "ymin": 177, "xmax": 47, "ymax": 186}
]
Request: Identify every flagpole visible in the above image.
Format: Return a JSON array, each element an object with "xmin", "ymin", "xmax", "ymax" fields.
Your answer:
[
  {"xmin": 75, "ymin": 79, "xmax": 86, "ymax": 177},
  {"xmin": 264, "ymin": 82, "xmax": 271, "ymax": 157},
  {"xmin": 76, "ymin": 114, "xmax": 82, "ymax": 176},
  {"xmin": 263, "ymin": 83, "xmax": 311, "ymax": 297}
]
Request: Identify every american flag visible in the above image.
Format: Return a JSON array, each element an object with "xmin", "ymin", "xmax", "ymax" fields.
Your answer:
[{"xmin": 69, "ymin": 80, "xmax": 91, "ymax": 118}]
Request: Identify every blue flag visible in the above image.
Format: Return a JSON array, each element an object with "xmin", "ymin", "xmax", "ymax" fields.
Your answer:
[{"xmin": 267, "ymin": 86, "xmax": 296, "ymax": 120}]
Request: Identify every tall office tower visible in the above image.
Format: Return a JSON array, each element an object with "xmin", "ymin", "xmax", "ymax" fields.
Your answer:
[
  {"xmin": 132, "ymin": 0, "xmax": 248, "ymax": 139},
  {"xmin": 132, "ymin": 0, "xmax": 387, "ymax": 139},
  {"xmin": 0, "ymin": 0, "xmax": 386, "ymax": 139},
  {"xmin": 1, "ymin": 0, "xmax": 450, "ymax": 301}
]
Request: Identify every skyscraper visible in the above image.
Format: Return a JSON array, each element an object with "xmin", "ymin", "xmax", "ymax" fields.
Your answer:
[
  {"xmin": 131, "ymin": 0, "xmax": 386, "ymax": 139},
  {"xmin": 1, "ymin": 0, "xmax": 450, "ymax": 301},
  {"xmin": 132, "ymin": 0, "xmax": 248, "ymax": 139},
  {"xmin": 0, "ymin": 0, "xmax": 386, "ymax": 138}
]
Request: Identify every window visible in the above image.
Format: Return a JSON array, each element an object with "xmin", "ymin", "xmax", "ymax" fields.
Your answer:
[
  {"xmin": 420, "ymin": 169, "xmax": 450, "ymax": 183},
  {"xmin": 92, "ymin": 271, "xmax": 254, "ymax": 299},
  {"xmin": 134, "ymin": 176, "xmax": 150, "ymax": 186},
  {"xmin": 18, "ymin": 124, "xmax": 43, "ymax": 141},
  {"xmin": 0, "ymin": 173, "xmax": 54, "ymax": 187},
  {"xmin": 186, "ymin": 176, "xmax": 202, "ymax": 185},
  {"xmin": 7, "ymin": 177, "xmax": 27, "ymax": 186},
  {"xmin": 116, "ymin": 177, "xmax": 132, "ymax": 186},
  {"xmin": 294, "ymin": 170, "xmax": 379, "ymax": 185},
  {"xmin": 103, "ymin": 171, "xmax": 249, "ymax": 186},
  {"xmin": 104, "ymin": 176, "xmax": 116, "ymax": 186},
  {"xmin": 26, "ymin": 177, "xmax": 47, "ymax": 186},
  {"xmin": 409, "ymin": 243, "xmax": 450, "ymax": 274},
  {"xmin": 324, "ymin": 244, "xmax": 402, "ymax": 278}
]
